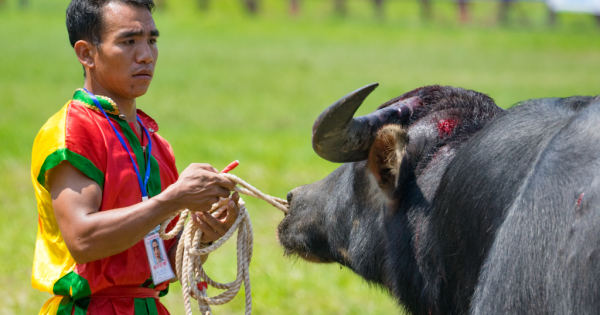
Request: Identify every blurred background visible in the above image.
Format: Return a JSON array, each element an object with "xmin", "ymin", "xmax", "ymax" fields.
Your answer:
[{"xmin": 0, "ymin": 0, "xmax": 599, "ymax": 314}]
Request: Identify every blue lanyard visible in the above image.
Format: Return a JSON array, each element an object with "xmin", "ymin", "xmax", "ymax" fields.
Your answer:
[{"xmin": 83, "ymin": 88, "xmax": 153, "ymax": 201}]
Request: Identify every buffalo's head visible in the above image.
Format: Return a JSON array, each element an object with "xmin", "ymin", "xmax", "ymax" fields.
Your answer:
[{"xmin": 277, "ymin": 84, "xmax": 502, "ymax": 293}]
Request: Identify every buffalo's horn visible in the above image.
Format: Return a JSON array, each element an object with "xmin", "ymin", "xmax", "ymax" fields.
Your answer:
[{"xmin": 312, "ymin": 83, "xmax": 417, "ymax": 163}]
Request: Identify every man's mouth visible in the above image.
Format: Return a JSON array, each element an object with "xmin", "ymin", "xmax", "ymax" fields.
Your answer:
[{"xmin": 133, "ymin": 70, "xmax": 153, "ymax": 80}]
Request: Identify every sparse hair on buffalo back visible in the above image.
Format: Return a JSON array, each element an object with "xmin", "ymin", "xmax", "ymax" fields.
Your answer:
[{"xmin": 66, "ymin": 0, "xmax": 155, "ymax": 48}]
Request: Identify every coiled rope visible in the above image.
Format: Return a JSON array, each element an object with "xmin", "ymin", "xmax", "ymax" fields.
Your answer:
[{"xmin": 158, "ymin": 173, "xmax": 289, "ymax": 315}]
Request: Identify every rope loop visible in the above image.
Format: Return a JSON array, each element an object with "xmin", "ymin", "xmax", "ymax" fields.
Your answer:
[{"xmin": 158, "ymin": 173, "xmax": 288, "ymax": 315}]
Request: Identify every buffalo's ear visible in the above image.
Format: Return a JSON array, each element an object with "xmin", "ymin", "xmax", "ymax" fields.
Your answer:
[{"xmin": 368, "ymin": 125, "xmax": 408, "ymax": 196}]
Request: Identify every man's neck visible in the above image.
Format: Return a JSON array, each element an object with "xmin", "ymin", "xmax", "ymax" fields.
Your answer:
[{"xmin": 83, "ymin": 81, "xmax": 137, "ymax": 123}]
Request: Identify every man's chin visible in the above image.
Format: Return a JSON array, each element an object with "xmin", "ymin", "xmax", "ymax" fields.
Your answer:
[{"xmin": 127, "ymin": 84, "xmax": 151, "ymax": 99}]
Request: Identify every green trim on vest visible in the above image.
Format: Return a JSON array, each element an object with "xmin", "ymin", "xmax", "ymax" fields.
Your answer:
[
  {"xmin": 37, "ymin": 148, "xmax": 105, "ymax": 189},
  {"xmin": 113, "ymin": 119, "xmax": 162, "ymax": 198},
  {"xmin": 148, "ymin": 154, "xmax": 162, "ymax": 197},
  {"xmin": 73, "ymin": 89, "xmax": 120, "ymax": 115}
]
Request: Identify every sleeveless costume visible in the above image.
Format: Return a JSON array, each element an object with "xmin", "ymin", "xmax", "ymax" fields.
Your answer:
[{"xmin": 31, "ymin": 90, "xmax": 180, "ymax": 315}]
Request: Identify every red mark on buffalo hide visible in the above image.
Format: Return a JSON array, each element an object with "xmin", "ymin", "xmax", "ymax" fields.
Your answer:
[
  {"xmin": 437, "ymin": 119, "xmax": 458, "ymax": 138},
  {"xmin": 575, "ymin": 192, "xmax": 586, "ymax": 217},
  {"xmin": 577, "ymin": 193, "xmax": 585, "ymax": 207}
]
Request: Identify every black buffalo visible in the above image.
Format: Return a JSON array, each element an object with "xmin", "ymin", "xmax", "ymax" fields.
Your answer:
[{"xmin": 277, "ymin": 83, "xmax": 600, "ymax": 315}]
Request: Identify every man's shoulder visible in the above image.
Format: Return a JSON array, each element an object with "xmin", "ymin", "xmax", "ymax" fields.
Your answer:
[
  {"xmin": 31, "ymin": 95, "xmax": 110, "ymax": 188},
  {"xmin": 34, "ymin": 98, "xmax": 103, "ymax": 144},
  {"xmin": 36, "ymin": 90, "xmax": 108, "ymax": 130},
  {"xmin": 37, "ymin": 101, "xmax": 71, "ymax": 136}
]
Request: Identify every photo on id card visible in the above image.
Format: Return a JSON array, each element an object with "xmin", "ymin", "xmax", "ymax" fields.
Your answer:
[{"xmin": 144, "ymin": 232, "xmax": 175, "ymax": 285}]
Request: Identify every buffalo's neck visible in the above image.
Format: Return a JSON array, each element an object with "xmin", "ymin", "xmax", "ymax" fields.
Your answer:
[
  {"xmin": 344, "ymin": 201, "xmax": 391, "ymax": 286},
  {"xmin": 339, "ymin": 162, "xmax": 394, "ymax": 286},
  {"xmin": 388, "ymin": 144, "xmax": 462, "ymax": 315}
]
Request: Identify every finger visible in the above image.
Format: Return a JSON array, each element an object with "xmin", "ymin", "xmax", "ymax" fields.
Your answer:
[
  {"xmin": 213, "ymin": 174, "xmax": 236, "ymax": 191},
  {"xmin": 191, "ymin": 212, "xmax": 207, "ymax": 226},
  {"xmin": 224, "ymin": 193, "xmax": 240, "ymax": 227},
  {"xmin": 216, "ymin": 209, "xmax": 228, "ymax": 220},
  {"xmin": 214, "ymin": 186, "xmax": 232, "ymax": 199},
  {"xmin": 202, "ymin": 186, "xmax": 230, "ymax": 201},
  {"xmin": 190, "ymin": 194, "xmax": 223, "ymax": 213},
  {"xmin": 198, "ymin": 211, "xmax": 229, "ymax": 237},
  {"xmin": 180, "ymin": 164, "xmax": 198, "ymax": 177},
  {"xmin": 191, "ymin": 213, "xmax": 221, "ymax": 242},
  {"xmin": 197, "ymin": 163, "xmax": 219, "ymax": 173},
  {"xmin": 216, "ymin": 193, "xmax": 240, "ymax": 221},
  {"xmin": 191, "ymin": 197, "xmax": 218, "ymax": 213},
  {"xmin": 232, "ymin": 191, "xmax": 240, "ymax": 204},
  {"xmin": 207, "ymin": 196, "xmax": 220, "ymax": 206}
]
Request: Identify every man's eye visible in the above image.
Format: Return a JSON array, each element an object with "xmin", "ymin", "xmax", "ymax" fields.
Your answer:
[
  {"xmin": 149, "ymin": 38, "xmax": 157, "ymax": 44},
  {"xmin": 125, "ymin": 39, "xmax": 135, "ymax": 45}
]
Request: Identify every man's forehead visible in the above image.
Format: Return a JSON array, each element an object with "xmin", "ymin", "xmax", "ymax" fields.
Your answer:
[{"xmin": 102, "ymin": 2, "xmax": 157, "ymax": 36}]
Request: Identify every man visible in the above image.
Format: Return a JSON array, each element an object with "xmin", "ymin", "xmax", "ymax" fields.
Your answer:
[
  {"xmin": 31, "ymin": 0, "xmax": 239, "ymax": 314},
  {"xmin": 151, "ymin": 239, "xmax": 164, "ymax": 265}
]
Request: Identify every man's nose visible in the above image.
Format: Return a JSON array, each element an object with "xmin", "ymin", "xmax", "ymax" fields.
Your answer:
[{"xmin": 137, "ymin": 43, "xmax": 155, "ymax": 64}]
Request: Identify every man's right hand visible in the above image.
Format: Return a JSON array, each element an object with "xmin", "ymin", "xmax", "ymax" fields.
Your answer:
[{"xmin": 162, "ymin": 163, "xmax": 236, "ymax": 212}]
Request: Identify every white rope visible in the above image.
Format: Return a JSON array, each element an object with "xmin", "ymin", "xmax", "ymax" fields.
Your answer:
[{"xmin": 159, "ymin": 173, "xmax": 288, "ymax": 315}]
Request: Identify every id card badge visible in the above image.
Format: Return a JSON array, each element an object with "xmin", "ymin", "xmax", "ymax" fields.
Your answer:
[{"xmin": 144, "ymin": 225, "xmax": 176, "ymax": 285}]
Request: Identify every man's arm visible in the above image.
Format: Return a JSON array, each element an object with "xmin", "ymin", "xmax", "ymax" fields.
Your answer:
[{"xmin": 49, "ymin": 161, "xmax": 236, "ymax": 264}]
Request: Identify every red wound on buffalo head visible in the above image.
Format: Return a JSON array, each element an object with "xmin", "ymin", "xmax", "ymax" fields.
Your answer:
[{"xmin": 437, "ymin": 119, "xmax": 459, "ymax": 138}]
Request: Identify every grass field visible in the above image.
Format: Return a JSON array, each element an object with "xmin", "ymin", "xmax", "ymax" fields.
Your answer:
[{"xmin": 0, "ymin": 0, "xmax": 599, "ymax": 314}]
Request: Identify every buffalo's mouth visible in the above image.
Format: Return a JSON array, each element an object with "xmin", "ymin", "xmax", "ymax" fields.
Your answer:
[
  {"xmin": 277, "ymin": 204, "xmax": 335, "ymax": 264},
  {"xmin": 282, "ymin": 245, "xmax": 333, "ymax": 263}
]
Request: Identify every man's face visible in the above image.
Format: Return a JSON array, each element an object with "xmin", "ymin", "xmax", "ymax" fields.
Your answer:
[
  {"xmin": 153, "ymin": 241, "xmax": 161, "ymax": 260},
  {"xmin": 91, "ymin": 2, "xmax": 158, "ymax": 100}
]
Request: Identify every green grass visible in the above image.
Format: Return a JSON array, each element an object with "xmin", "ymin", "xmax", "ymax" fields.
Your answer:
[{"xmin": 0, "ymin": 0, "xmax": 599, "ymax": 314}]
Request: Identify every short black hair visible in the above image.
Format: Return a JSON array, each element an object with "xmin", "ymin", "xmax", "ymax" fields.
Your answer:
[{"xmin": 66, "ymin": 0, "xmax": 155, "ymax": 48}]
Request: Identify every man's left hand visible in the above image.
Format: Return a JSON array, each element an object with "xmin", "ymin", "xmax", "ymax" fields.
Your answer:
[{"xmin": 191, "ymin": 192, "xmax": 240, "ymax": 243}]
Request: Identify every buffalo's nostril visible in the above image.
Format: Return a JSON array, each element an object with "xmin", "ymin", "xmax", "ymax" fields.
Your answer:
[{"xmin": 287, "ymin": 191, "xmax": 293, "ymax": 204}]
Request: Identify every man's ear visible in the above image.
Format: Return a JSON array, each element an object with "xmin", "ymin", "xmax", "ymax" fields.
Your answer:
[
  {"xmin": 368, "ymin": 124, "xmax": 408, "ymax": 196},
  {"xmin": 74, "ymin": 40, "xmax": 96, "ymax": 72}
]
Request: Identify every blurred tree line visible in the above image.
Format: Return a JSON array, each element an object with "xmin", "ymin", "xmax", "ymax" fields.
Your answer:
[
  {"xmin": 154, "ymin": 0, "xmax": 598, "ymax": 26},
  {"xmin": 152, "ymin": 0, "xmax": 593, "ymax": 26},
  {"xmin": 1, "ymin": 0, "xmax": 598, "ymax": 27}
]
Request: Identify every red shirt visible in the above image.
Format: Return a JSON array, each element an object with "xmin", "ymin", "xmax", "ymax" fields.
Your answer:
[{"xmin": 32, "ymin": 89, "xmax": 180, "ymax": 315}]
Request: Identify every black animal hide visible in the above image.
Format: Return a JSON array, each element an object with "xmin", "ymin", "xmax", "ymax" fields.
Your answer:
[{"xmin": 279, "ymin": 85, "xmax": 600, "ymax": 315}]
